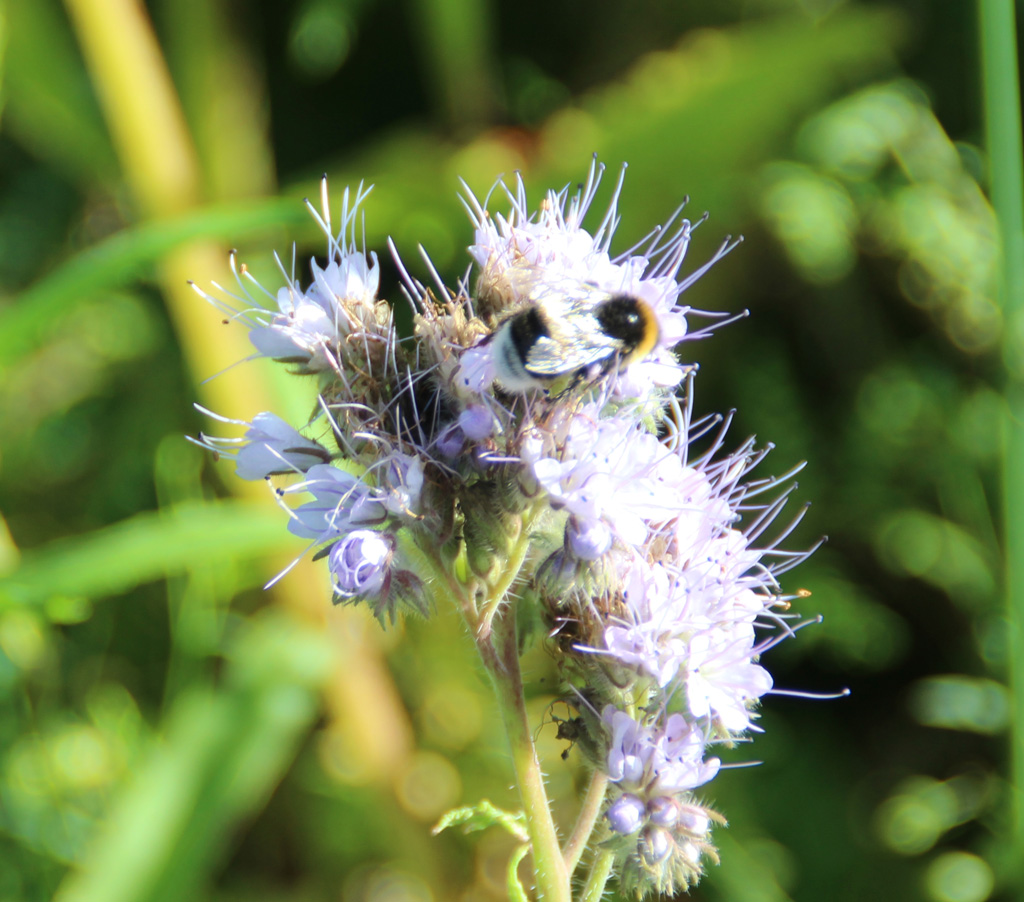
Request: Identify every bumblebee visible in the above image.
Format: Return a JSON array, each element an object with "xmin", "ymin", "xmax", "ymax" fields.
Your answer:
[{"xmin": 488, "ymin": 277, "xmax": 661, "ymax": 393}]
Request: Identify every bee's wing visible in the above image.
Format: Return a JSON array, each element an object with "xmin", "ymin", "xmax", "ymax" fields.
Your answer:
[
  {"xmin": 521, "ymin": 278, "xmax": 621, "ymax": 376},
  {"xmin": 522, "ymin": 329, "xmax": 618, "ymax": 376}
]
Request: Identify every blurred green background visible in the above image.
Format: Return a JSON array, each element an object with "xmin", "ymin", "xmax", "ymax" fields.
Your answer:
[{"xmin": 0, "ymin": 0, "xmax": 1017, "ymax": 900}]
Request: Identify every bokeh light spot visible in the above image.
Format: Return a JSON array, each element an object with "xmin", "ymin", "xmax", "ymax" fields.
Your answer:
[
  {"xmin": 797, "ymin": 569, "xmax": 910, "ymax": 670},
  {"xmin": 909, "ymin": 675, "xmax": 1009, "ymax": 735},
  {"xmin": 856, "ymin": 367, "xmax": 934, "ymax": 445},
  {"xmin": 287, "ymin": 0, "xmax": 352, "ymax": 80},
  {"xmin": 51, "ymin": 725, "xmax": 114, "ymax": 790},
  {"xmin": 878, "ymin": 511, "xmax": 942, "ymax": 576},
  {"xmin": 394, "ymin": 750, "xmax": 461, "ymax": 821},
  {"xmin": 876, "ymin": 776, "xmax": 986, "ymax": 857},
  {"xmin": 44, "ymin": 595, "xmax": 93, "ymax": 625},
  {"xmin": 0, "ymin": 609, "xmax": 49, "ymax": 670},
  {"xmin": 876, "ymin": 778, "xmax": 954, "ymax": 855},
  {"xmin": 925, "ymin": 851, "xmax": 994, "ymax": 902},
  {"xmin": 419, "ymin": 680, "xmax": 483, "ymax": 750},
  {"xmin": 361, "ymin": 866, "xmax": 434, "ymax": 902},
  {"xmin": 877, "ymin": 511, "xmax": 995, "ymax": 609},
  {"xmin": 950, "ymin": 389, "xmax": 1003, "ymax": 461},
  {"xmin": 759, "ymin": 162, "xmax": 856, "ymax": 284},
  {"xmin": 800, "ymin": 82, "xmax": 922, "ymax": 180}
]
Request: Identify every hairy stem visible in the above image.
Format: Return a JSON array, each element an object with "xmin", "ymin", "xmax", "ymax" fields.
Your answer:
[
  {"xmin": 480, "ymin": 608, "xmax": 571, "ymax": 902},
  {"xmin": 477, "ymin": 503, "xmax": 541, "ymax": 639},
  {"xmin": 562, "ymin": 769, "xmax": 609, "ymax": 876},
  {"xmin": 579, "ymin": 848, "xmax": 615, "ymax": 902}
]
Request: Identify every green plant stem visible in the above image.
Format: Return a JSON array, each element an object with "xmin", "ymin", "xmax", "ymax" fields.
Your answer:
[
  {"xmin": 480, "ymin": 608, "xmax": 571, "ymax": 902},
  {"xmin": 980, "ymin": 0, "xmax": 1024, "ymax": 863},
  {"xmin": 562, "ymin": 769, "xmax": 609, "ymax": 875},
  {"xmin": 579, "ymin": 848, "xmax": 615, "ymax": 902},
  {"xmin": 416, "ymin": 541, "xmax": 481, "ymax": 631},
  {"xmin": 477, "ymin": 503, "xmax": 542, "ymax": 639}
]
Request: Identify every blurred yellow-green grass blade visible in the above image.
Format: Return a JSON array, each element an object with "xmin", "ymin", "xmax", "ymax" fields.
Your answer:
[
  {"xmin": 0, "ymin": 501, "xmax": 293, "ymax": 610},
  {"xmin": 0, "ymin": 198, "xmax": 307, "ymax": 366},
  {"xmin": 56, "ymin": 0, "xmax": 414, "ymax": 797},
  {"xmin": 62, "ymin": 0, "xmax": 198, "ymax": 218},
  {"xmin": 52, "ymin": 609, "xmax": 333, "ymax": 902},
  {"xmin": 160, "ymin": 0, "xmax": 276, "ymax": 202},
  {"xmin": 0, "ymin": 6, "xmax": 6, "ymax": 109}
]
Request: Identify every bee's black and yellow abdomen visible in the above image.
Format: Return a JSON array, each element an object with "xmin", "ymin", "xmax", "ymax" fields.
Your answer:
[
  {"xmin": 594, "ymin": 295, "xmax": 660, "ymax": 365},
  {"xmin": 491, "ymin": 304, "xmax": 557, "ymax": 391},
  {"xmin": 509, "ymin": 305, "xmax": 550, "ymax": 360}
]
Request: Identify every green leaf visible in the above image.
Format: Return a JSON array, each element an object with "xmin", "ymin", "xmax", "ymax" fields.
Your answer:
[
  {"xmin": 506, "ymin": 843, "xmax": 531, "ymax": 902},
  {"xmin": 52, "ymin": 609, "xmax": 333, "ymax": 902},
  {"xmin": 434, "ymin": 801, "xmax": 531, "ymax": 902},
  {"xmin": 548, "ymin": 8, "xmax": 908, "ymax": 234},
  {"xmin": 0, "ymin": 500, "xmax": 295, "ymax": 609},
  {"xmin": 0, "ymin": 197, "xmax": 308, "ymax": 366},
  {"xmin": 432, "ymin": 799, "xmax": 529, "ymax": 843}
]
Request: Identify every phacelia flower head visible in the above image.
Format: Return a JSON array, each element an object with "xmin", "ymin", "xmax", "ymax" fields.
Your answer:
[{"xmin": 192, "ymin": 158, "xmax": 818, "ymax": 898}]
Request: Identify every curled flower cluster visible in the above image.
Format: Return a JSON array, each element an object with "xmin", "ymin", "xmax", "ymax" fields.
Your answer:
[{"xmin": 192, "ymin": 159, "xmax": 816, "ymax": 897}]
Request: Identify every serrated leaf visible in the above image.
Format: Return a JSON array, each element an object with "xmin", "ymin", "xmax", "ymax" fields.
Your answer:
[{"xmin": 432, "ymin": 799, "xmax": 529, "ymax": 842}]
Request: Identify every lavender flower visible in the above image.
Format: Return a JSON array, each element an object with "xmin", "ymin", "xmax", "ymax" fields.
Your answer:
[
  {"xmin": 192, "ymin": 409, "xmax": 331, "ymax": 480},
  {"xmin": 329, "ymin": 529, "xmax": 392, "ymax": 596},
  {"xmin": 193, "ymin": 158, "xmax": 817, "ymax": 899},
  {"xmin": 283, "ymin": 465, "xmax": 387, "ymax": 543}
]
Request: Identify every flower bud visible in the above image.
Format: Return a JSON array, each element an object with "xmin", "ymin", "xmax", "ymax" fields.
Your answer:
[
  {"xmin": 435, "ymin": 423, "xmax": 467, "ymax": 458},
  {"xmin": 678, "ymin": 808, "xmax": 710, "ymax": 836},
  {"xmin": 638, "ymin": 825, "xmax": 673, "ymax": 865},
  {"xmin": 606, "ymin": 793, "xmax": 646, "ymax": 835},
  {"xmin": 647, "ymin": 795, "xmax": 680, "ymax": 828},
  {"xmin": 329, "ymin": 530, "xmax": 393, "ymax": 596},
  {"xmin": 459, "ymin": 404, "xmax": 496, "ymax": 441},
  {"xmin": 678, "ymin": 839, "xmax": 702, "ymax": 866}
]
